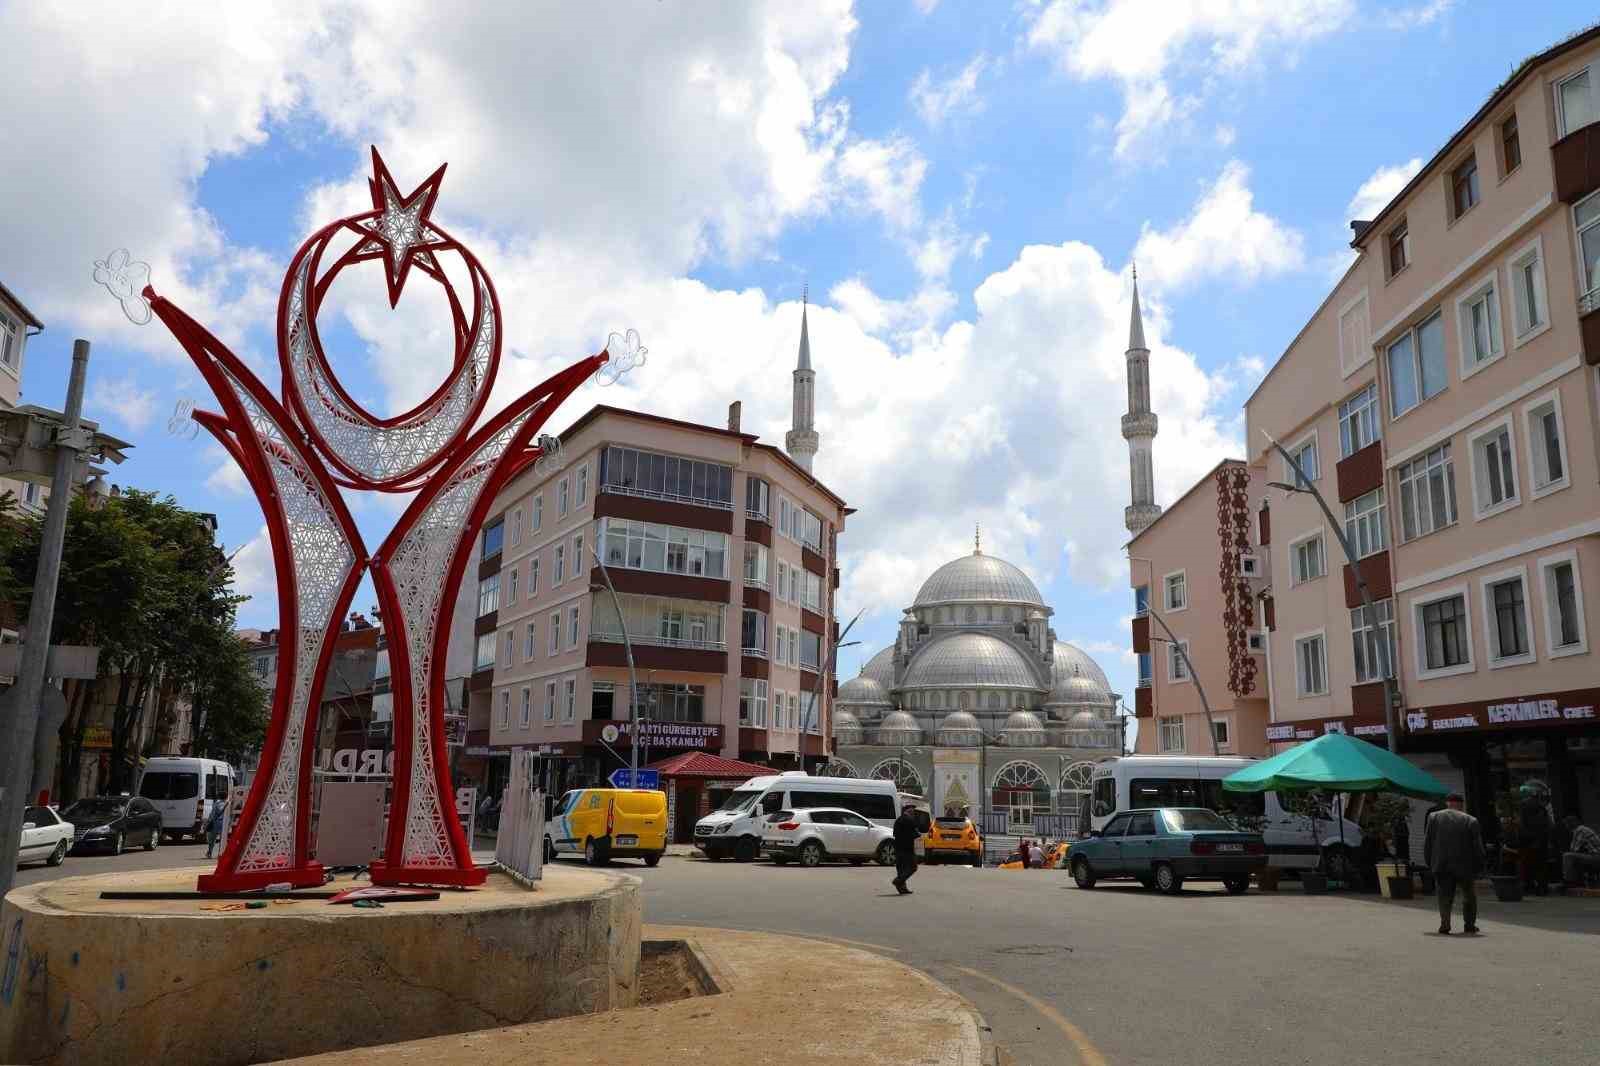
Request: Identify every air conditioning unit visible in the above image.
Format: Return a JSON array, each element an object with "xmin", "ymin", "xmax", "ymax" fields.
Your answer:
[
  {"xmin": 1239, "ymin": 553, "xmax": 1261, "ymax": 578},
  {"xmin": 1247, "ymin": 631, "xmax": 1267, "ymax": 653}
]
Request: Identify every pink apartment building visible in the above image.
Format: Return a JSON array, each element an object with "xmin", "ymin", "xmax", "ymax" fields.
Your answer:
[{"xmin": 1234, "ymin": 26, "xmax": 1600, "ymax": 827}]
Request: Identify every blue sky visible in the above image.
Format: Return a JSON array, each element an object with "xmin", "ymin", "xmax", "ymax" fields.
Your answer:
[{"xmin": 2, "ymin": 1, "xmax": 1596, "ymax": 716}]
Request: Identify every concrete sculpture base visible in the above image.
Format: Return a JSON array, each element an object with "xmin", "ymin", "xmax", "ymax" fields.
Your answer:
[{"xmin": 0, "ymin": 865, "xmax": 640, "ymax": 1066}]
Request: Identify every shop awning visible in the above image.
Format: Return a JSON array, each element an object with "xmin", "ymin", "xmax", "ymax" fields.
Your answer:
[
  {"xmin": 646, "ymin": 752, "xmax": 772, "ymax": 779},
  {"xmin": 1221, "ymin": 732, "xmax": 1449, "ymax": 800}
]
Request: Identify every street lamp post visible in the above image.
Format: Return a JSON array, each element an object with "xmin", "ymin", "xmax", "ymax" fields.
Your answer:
[
  {"xmin": 1262, "ymin": 430, "xmax": 1401, "ymax": 754},
  {"xmin": 590, "ymin": 546, "xmax": 641, "ymax": 779},
  {"xmin": 802, "ymin": 608, "xmax": 864, "ymax": 771},
  {"xmin": 1129, "ymin": 555, "xmax": 1220, "ymax": 757}
]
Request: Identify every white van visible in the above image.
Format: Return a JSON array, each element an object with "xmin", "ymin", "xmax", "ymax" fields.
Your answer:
[
  {"xmin": 1088, "ymin": 756, "xmax": 1363, "ymax": 873},
  {"xmin": 694, "ymin": 773, "xmax": 908, "ymax": 862},
  {"xmin": 137, "ymin": 756, "xmax": 235, "ymax": 842}
]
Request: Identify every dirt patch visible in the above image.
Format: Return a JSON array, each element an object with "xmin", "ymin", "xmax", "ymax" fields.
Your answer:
[{"xmin": 640, "ymin": 941, "xmax": 713, "ymax": 1006}]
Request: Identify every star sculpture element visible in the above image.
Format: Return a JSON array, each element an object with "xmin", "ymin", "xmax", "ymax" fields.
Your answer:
[{"xmin": 358, "ymin": 146, "xmax": 450, "ymax": 307}]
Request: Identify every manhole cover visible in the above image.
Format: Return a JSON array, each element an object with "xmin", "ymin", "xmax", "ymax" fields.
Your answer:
[{"xmin": 994, "ymin": 945, "xmax": 1072, "ymax": 956}]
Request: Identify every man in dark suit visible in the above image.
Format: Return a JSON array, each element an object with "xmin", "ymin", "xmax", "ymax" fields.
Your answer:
[
  {"xmin": 891, "ymin": 803, "xmax": 921, "ymax": 895},
  {"xmin": 1425, "ymin": 793, "xmax": 1484, "ymax": 935}
]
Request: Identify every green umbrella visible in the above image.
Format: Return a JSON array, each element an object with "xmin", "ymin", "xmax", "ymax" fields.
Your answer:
[{"xmin": 1221, "ymin": 732, "xmax": 1449, "ymax": 801}]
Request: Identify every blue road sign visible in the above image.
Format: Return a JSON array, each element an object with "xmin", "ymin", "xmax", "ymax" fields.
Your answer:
[{"xmin": 608, "ymin": 768, "xmax": 660, "ymax": 790}]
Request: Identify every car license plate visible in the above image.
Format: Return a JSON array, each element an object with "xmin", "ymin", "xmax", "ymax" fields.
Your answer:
[
  {"xmin": 1218, "ymin": 843, "xmax": 1243, "ymax": 853},
  {"xmin": 616, "ymin": 835, "xmax": 638, "ymax": 846}
]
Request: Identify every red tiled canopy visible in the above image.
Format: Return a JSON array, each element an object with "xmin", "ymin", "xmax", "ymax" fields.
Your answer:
[{"xmin": 646, "ymin": 752, "xmax": 774, "ymax": 779}]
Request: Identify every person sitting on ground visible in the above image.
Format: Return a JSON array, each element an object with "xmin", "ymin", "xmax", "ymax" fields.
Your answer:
[{"xmin": 1560, "ymin": 816, "xmax": 1600, "ymax": 891}]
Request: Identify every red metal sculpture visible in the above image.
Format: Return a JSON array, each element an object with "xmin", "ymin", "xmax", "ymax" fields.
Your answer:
[
  {"xmin": 145, "ymin": 149, "xmax": 615, "ymax": 890},
  {"xmin": 1216, "ymin": 463, "xmax": 1258, "ymax": 699}
]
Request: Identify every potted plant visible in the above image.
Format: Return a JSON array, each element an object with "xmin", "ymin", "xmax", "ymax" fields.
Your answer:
[
  {"xmin": 1360, "ymin": 792, "xmax": 1415, "ymax": 900},
  {"xmin": 1280, "ymin": 791, "xmax": 1329, "ymax": 893}
]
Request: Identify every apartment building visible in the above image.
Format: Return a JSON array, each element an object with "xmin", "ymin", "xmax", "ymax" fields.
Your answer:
[
  {"xmin": 0, "ymin": 279, "xmax": 48, "ymax": 513},
  {"xmin": 477, "ymin": 395, "xmax": 848, "ymax": 797},
  {"xmin": 1233, "ymin": 27, "xmax": 1600, "ymax": 824}
]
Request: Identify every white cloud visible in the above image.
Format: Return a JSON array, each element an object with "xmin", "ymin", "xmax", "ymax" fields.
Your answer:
[
  {"xmin": 910, "ymin": 53, "xmax": 989, "ymax": 128},
  {"xmin": 836, "ymin": 136, "xmax": 929, "ymax": 231},
  {"xmin": 87, "ymin": 375, "xmax": 160, "ymax": 432},
  {"xmin": 1346, "ymin": 157, "xmax": 1423, "ymax": 222},
  {"xmin": 912, "ymin": 0, "xmax": 940, "ymax": 13},
  {"xmin": 1380, "ymin": 0, "xmax": 1454, "ymax": 29},
  {"xmin": 1025, "ymin": 0, "xmax": 1354, "ymax": 158},
  {"xmin": 1132, "ymin": 161, "xmax": 1306, "ymax": 289}
]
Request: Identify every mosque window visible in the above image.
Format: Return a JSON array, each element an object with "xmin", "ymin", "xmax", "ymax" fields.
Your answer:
[
  {"xmin": 965, "ymin": 606, "xmax": 977, "ymax": 624},
  {"xmin": 957, "ymin": 691, "xmax": 970, "ymax": 710}
]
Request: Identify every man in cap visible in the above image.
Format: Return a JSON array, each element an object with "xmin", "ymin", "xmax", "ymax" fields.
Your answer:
[{"xmin": 1424, "ymin": 793, "xmax": 1484, "ymax": 935}]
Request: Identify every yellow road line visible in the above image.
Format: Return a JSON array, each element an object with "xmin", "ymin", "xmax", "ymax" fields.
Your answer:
[{"xmin": 951, "ymin": 965, "xmax": 1109, "ymax": 1066}]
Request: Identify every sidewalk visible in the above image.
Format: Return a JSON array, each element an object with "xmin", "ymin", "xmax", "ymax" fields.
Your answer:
[{"xmin": 276, "ymin": 924, "xmax": 993, "ymax": 1065}]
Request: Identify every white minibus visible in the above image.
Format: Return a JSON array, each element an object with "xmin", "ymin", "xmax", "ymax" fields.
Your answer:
[
  {"xmin": 694, "ymin": 773, "xmax": 917, "ymax": 862},
  {"xmin": 137, "ymin": 756, "xmax": 236, "ymax": 842}
]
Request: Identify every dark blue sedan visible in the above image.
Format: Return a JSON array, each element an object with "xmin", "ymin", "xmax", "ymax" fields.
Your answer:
[{"xmin": 1069, "ymin": 807, "xmax": 1266, "ymax": 895}]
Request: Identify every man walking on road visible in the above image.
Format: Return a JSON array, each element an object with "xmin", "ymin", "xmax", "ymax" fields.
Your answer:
[
  {"xmin": 1425, "ymin": 793, "xmax": 1484, "ymax": 935},
  {"xmin": 892, "ymin": 802, "xmax": 920, "ymax": 895}
]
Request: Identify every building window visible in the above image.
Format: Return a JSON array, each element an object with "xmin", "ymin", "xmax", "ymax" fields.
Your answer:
[
  {"xmin": 591, "ymin": 593, "xmax": 726, "ymax": 649},
  {"xmin": 1500, "ymin": 113, "xmax": 1521, "ymax": 174},
  {"xmin": 601, "ymin": 517, "xmax": 728, "ymax": 579},
  {"xmin": 564, "ymin": 679, "xmax": 576, "ymax": 721},
  {"xmin": 1524, "ymin": 394, "xmax": 1568, "ymax": 497},
  {"xmin": 475, "ymin": 632, "xmax": 496, "ymax": 670},
  {"xmin": 1343, "ymin": 490, "xmax": 1387, "ymax": 560},
  {"xmin": 1576, "ymin": 190, "xmax": 1600, "ymax": 298},
  {"xmin": 558, "ymin": 478, "xmax": 570, "ymax": 518},
  {"xmin": 568, "ymin": 605, "xmax": 581, "ymax": 649},
  {"xmin": 1167, "ymin": 640, "xmax": 1190, "ymax": 682},
  {"xmin": 1457, "ymin": 275, "xmax": 1501, "ymax": 373},
  {"xmin": 482, "ymin": 521, "xmax": 504, "ymax": 560},
  {"xmin": 1508, "ymin": 240, "xmax": 1547, "ymax": 342},
  {"xmin": 1338, "ymin": 293, "xmax": 1372, "ymax": 376},
  {"xmin": 1396, "ymin": 443, "xmax": 1457, "ymax": 541},
  {"xmin": 1556, "ymin": 66, "xmax": 1596, "ymax": 137},
  {"xmin": 554, "ymin": 544, "xmax": 565, "ymax": 584},
  {"xmin": 499, "ymin": 690, "xmax": 510, "ymax": 730},
  {"xmin": 506, "ymin": 566, "xmax": 518, "ymax": 606},
  {"xmin": 1211, "ymin": 719, "xmax": 1230, "ymax": 749},
  {"xmin": 1417, "ymin": 590, "xmax": 1472, "ymax": 675},
  {"xmin": 1290, "ymin": 532, "xmax": 1326, "ymax": 585},
  {"xmin": 775, "ymin": 561, "xmax": 788, "ymax": 603},
  {"xmin": 740, "ymin": 678, "xmax": 768, "ymax": 726},
  {"xmin": 598, "ymin": 445, "xmax": 734, "ymax": 510},
  {"xmin": 1387, "ymin": 219, "xmax": 1410, "ymax": 276},
  {"xmin": 544, "ymin": 681, "xmax": 556, "ymax": 721},
  {"xmin": 511, "ymin": 507, "xmax": 522, "ymax": 546},
  {"xmin": 576, "ymin": 465, "xmax": 588, "ymax": 506},
  {"xmin": 1469, "ymin": 419, "xmax": 1518, "ymax": 516},
  {"xmin": 477, "ymin": 573, "xmax": 500, "ymax": 617},
  {"xmin": 549, "ymin": 611, "xmax": 560, "ymax": 655},
  {"xmin": 573, "ymin": 534, "xmax": 584, "ymax": 576},
  {"xmin": 520, "ymin": 687, "xmax": 531, "ymax": 728},
  {"xmin": 1136, "ymin": 652, "xmax": 1152, "ymax": 686},
  {"xmin": 530, "ymin": 556, "xmax": 540, "ymax": 595},
  {"xmin": 741, "ymin": 608, "xmax": 767, "ymax": 654},
  {"xmin": 1387, "ymin": 310, "xmax": 1445, "ymax": 417},
  {"xmin": 1484, "ymin": 572, "xmax": 1532, "ymax": 665},
  {"xmin": 803, "ymin": 571, "xmax": 823, "ymax": 612},
  {"xmin": 533, "ymin": 492, "xmax": 543, "ymax": 531},
  {"xmin": 746, "ymin": 476, "xmax": 770, "ymax": 519},
  {"xmin": 743, "ymin": 543, "xmax": 768, "ymax": 587},
  {"xmin": 1158, "ymin": 716, "xmax": 1184, "ymax": 753},
  {"xmin": 1287, "ymin": 434, "xmax": 1318, "ymax": 487},
  {"xmin": 1338, "ymin": 384, "xmax": 1380, "ymax": 458},
  {"xmin": 1295, "ymin": 633, "xmax": 1327, "ymax": 696},
  {"xmin": 1540, "ymin": 553, "xmax": 1587, "ymax": 657},
  {"xmin": 0, "ymin": 310, "xmax": 18, "ymax": 370},
  {"xmin": 1133, "ymin": 585, "xmax": 1150, "ymax": 616},
  {"xmin": 800, "ymin": 509, "xmax": 824, "ymax": 554},
  {"xmin": 799, "ymin": 629, "xmax": 821, "ymax": 671},
  {"xmin": 1351, "ymin": 600, "xmax": 1396, "ymax": 683},
  {"xmin": 1449, "ymin": 154, "xmax": 1479, "ymax": 220},
  {"xmin": 1163, "ymin": 571, "xmax": 1186, "ymax": 612},
  {"xmin": 524, "ymin": 622, "xmax": 536, "ymax": 661},
  {"xmin": 775, "ymin": 625, "xmax": 788, "ymax": 665}
]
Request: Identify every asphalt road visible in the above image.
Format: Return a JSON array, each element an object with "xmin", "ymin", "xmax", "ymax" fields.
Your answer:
[{"xmin": 14, "ymin": 848, "xmax": 1600, "ymax": 1065}]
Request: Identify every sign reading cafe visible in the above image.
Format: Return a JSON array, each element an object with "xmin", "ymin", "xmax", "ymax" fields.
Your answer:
[{"xmin": 1406, "ymin": 697, "xmax": 1598, "ymax": 736}]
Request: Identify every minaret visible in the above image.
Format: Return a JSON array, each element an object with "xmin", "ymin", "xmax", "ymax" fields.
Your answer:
[
  {"xmin": 1122, "ymin": 265, "xmax": 1161, "ymax": 536},
  {"xmin": 786, "ymin": 285, "xmax": 819, "ymax": 472}
]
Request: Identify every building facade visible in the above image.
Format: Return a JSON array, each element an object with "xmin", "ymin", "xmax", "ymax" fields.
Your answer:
[{"xmin": 0, "ymin": 279, "xmax": 46, "ymax": 515}]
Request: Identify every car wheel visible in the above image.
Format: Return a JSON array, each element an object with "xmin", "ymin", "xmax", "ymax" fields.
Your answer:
[
  {"xmin": 46, "ymin": 839, "xmax": 68, "ymax": 867},
  {"xmin": 144, "ymin": 829, "xmax": 158, "ymax": 851},
  {"xmin": 1223, "ymin": 876, "xmax": 1250, "ymax": 895},
  {"xmin": 584, "ymin": 838, "xmax": 605, "ymax": 866},
  {"xmin": 1071, "ymin": 857, "xmax": 1096, "ymax": 889},
  {"xmin": 112, "ymin": 832, "xmax": 125, "ymax": 856},
  {"xmin": 1154, "ymin": 862, "xmax": 1183, "ymax": 895},
  {"xmin": 875, "ymin": 841, "xmax": 895, "ymax": 866},
  {"xmin": 799, "ymin": 840, "xmax": 825, "ymax": 867},
  {"xmin": 972, "ymin": 852, "xmax": 983, "ymax": 868},
  {"xmin": 644, "ymin": 852, "xmax": 662, "ymax": 868}
]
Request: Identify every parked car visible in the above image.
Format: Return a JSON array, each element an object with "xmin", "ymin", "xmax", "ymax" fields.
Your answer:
[
  {"xmin": 1069, "ymin": 807, "xmax": 1265, "ymax": 895},
  {"xmin": 695, "ymin": 774, "xmax": 901, "ymax": 862},
  {"xmin": 763, "ymin": 807, "xmax": 896, "ymax": 867},
  {"xmin": 137, "ymin": 755, "xmax": 235, "ymax": 842},
  {"xmin": 543, "ymin": 788, "xmax": 667, "ymax": 866},
  {"xmin": 923, "ymin": 815, "xmax": 983, "ymax": 866},
  {"xmin": 61, "ymin": 796, "xmax": 164, "ymax": 855},
  {"xmin": 18, "ymin": 805, "xmax": 74, "ymax": 867}
]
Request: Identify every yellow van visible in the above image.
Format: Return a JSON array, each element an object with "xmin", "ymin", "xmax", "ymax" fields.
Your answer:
[{"xmin": 545, "ymin": 788, "xmax": 667, "ymax": 867}]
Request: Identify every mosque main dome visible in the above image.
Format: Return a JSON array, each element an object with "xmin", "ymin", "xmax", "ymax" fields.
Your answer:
[{"xmin": 914, "ymin": 551, "xmax": 1045, "ymax": 608}]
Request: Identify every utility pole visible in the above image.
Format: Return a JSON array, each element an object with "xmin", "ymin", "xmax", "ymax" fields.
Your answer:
[
  {"xmin": 803, "ymin": 608, "xmax": 863, "ymax": 770},
  {"xmin": 1263, "ymin": 431, "xmax": 1401, "ymax": 753},
  {"xmin": 0, "ymin": 340, "xmax": 92, "ymax": 899},
  {"xmin": 590, "ymin": 546, "xmax": 640, "ymax": 779}
]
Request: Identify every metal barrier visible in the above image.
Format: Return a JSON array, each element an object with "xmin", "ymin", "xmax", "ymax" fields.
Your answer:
[{"xmin": 494, "ymin": 750, "xmax": 546, "ymax": 886}]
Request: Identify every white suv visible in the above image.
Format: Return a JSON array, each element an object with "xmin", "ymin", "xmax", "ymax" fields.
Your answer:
[{"xmin": 762, "ymin": 807, "xmax": 896, "ymax": 868}]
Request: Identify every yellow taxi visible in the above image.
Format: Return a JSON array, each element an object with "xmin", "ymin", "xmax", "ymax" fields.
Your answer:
[
  {"xmin": 544, "ymin": 788, "xmax": 667, "ymax": 867},
  {"xmin": 923, "ymin": 814, "xmax": 983, "ymax": 866}
]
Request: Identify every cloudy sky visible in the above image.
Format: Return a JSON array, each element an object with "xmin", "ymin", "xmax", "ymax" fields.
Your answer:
[{"xmin": 1, "ymin": 1, "xmax": 1593, "ymax": 716}]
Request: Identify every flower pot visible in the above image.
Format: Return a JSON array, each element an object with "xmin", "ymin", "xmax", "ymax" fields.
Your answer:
[
  {"xmin": 1376, "ymin": 862, "xmax": 1405, "ymax": 898},
  {"xmin": 1256, "ymin": 867, "xmax": 1281, "ymax": 892},
  {"xmin": 1301, "ymin": 872, "xmax": 1329, "ymax": 894},
  {"xmin": 1385, "ymin": 876, "xmax": 1414, "ymax": 900},
  {"xmin": 1490, "ymin": 875, "xmax": 1523, "ymax": 902}
]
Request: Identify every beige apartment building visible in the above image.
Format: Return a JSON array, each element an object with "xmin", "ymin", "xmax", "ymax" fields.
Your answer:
[
  {"xmin": 0, "ymin": 279, "xmax": 49, "ymax": 515},
  {"xmin": 476, "ymin": 305, "xmax": 847, "ymax": 835},
  {"xmin": 1221, "ymin": 26, "xmax": 1600, "ymax": 827}
]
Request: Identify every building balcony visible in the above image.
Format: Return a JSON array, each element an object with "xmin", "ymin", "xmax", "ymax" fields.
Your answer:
[
  {"xmin": 1581, "ymin": 289, "xmax": 1600, "ymax": 367},
  {"xmin": 1553, "ymin": 119, "xmax": 1600, "ymax": 205},
  {"xmin": 1335, "ymin": 440, "xmax": 1384, "ymax": 503},
  {"xmin": 1342, "ymin": 551, "xmax": 1394, "ymax": 609},
  {"xmin": 1131, "ymin": 614, "xmax": 1150, "ymax": 654},
  {"xmin": 586, "ymin": 636, "xmax": 728, "ymax": 674},
  {"xmin": 1134, "ymin": 684, "xmax": 1153, "ymax": 719}
]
